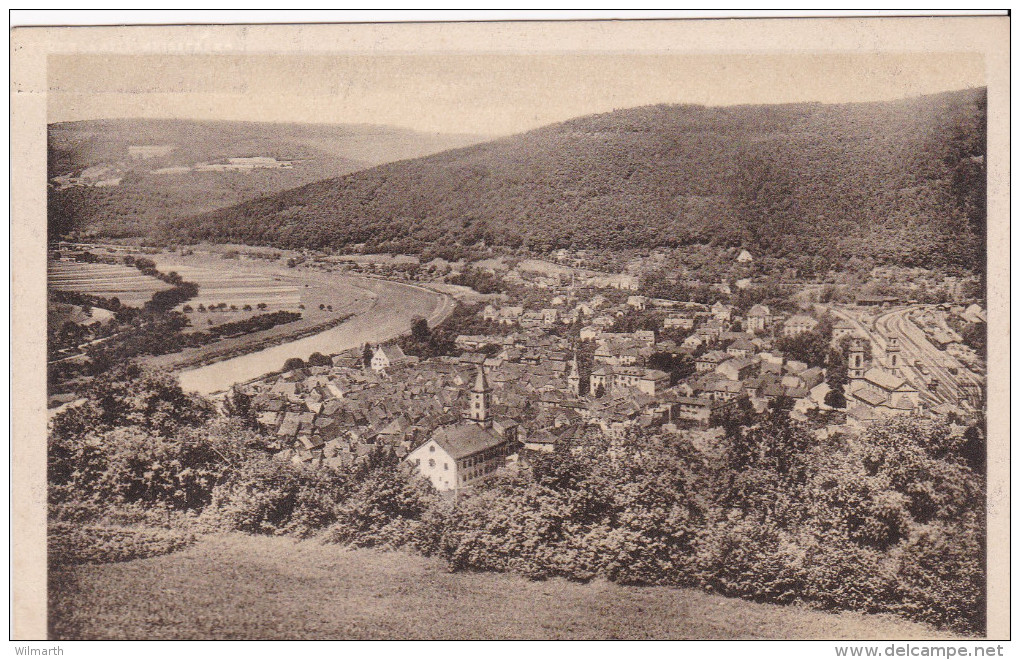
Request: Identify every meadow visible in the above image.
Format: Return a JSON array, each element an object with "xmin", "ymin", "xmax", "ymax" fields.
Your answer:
[{"xmin": 49, "ymin": 533, "xmax": 943, "ymax": 641}]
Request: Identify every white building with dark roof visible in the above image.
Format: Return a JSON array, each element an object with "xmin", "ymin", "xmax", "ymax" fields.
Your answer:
[
  {"xmin": 406, "ymin": 367, "xmax": 517, "ymax": 492},
  {"xmin": 783, "ymin": 314, "xmax": 819, "ymax": 337},
  {"xmin": 371, "ymin": 344, "xmax": 408, "ymax": 372}
]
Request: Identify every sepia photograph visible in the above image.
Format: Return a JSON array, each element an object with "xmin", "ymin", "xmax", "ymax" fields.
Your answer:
[{"xmin": 10, "ymin": 12, "xmax": 1010, "ymax": 646}]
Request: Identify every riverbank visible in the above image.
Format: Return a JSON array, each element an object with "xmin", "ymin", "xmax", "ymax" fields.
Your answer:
[
  {"xmin": 176, "ymin": 275, "xmax": 452, "ymax": 395},
  {"xmin": 141, "ymin": 313, "xmax": 356, "ymax": 373}
]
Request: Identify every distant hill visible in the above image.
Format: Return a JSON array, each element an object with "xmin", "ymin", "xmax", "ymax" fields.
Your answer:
[
  {"xmin": 47, "ymin": 119, "xmax": 486, "ymax": 238},
  {"xmin": 168, "ymin": 88, "xmax": 986, "ymax": 272}
]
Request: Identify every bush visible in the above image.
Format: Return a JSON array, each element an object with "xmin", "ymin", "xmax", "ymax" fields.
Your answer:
[
  {"xmin": 282, "ymin": 357, "xmax": 306, "ymax": 372},
  {"xmin": 694, "ymin": 514, "xmax": 807, "ymax": 604},
  {"xmin": 48, "ymin": 522, "xmax": 195, "ymax": 566},
  {"xmin": 307, "ymin": 352, "xmax": 332, "ymax": 367},
  {"xmin": 891, "ymin": 515, "xmax": 985, "ymax": 633},
  {"xmin": 207, "ymin": 458, "xmax": 347, "ymax": 538},
  {"xmin": 321, "ymin": 465, "xmax": 439, "ymax": 550}
]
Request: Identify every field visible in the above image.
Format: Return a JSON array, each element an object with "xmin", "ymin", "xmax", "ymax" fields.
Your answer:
[
  {"xmin": 147, "ymin": 250, "xmax": 364, "ymax": 324},
  {"xmin": 148, "ymin": 259, "xmax": 303, "ymax": 332},
  {"xmin": 48, "ymin": 260, "xmax": 171, "ymax": 307},
  {"xmin": 48, "ymin": 534, "xmax": 945, "ymax": 640}
]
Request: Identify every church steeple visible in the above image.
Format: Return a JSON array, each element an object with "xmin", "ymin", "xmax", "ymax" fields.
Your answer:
[
  {"xmin": 567, "ymin": 352, "xmax": 580, "ymax": 396},
  {"xmin": 467, "ymin": 365, "xmax": 492, "ymax": 428},
  {"xmin": 848, "ymin": 337, "xmax": 867, "ymax": 381}
]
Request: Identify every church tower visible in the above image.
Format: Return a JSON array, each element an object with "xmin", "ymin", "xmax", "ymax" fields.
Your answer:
[
  {"xmin": 567, "ymin": 352, "xmax": 581, "ymax": 396},
  {"xmin": 467, "ymin": 365, "xmax": 493, "ymax": 428},
  {"xmin": 848, "ymin": 337, "xmax": 867, "ymax": 381},
  {"xmin": 884, "ymin": 333, "xmax": 901, "ymax": 376}
]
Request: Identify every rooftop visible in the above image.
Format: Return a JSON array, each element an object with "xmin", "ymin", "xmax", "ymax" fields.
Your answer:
[{"xmin": 431, "ymin": 423, "xmax": 507, "ymax": 460}]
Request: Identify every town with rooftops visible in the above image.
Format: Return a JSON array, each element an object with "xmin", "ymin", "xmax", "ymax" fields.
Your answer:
[{"xmin": 232, "ymin": 246, "xmax": 986, "ymax": 494}]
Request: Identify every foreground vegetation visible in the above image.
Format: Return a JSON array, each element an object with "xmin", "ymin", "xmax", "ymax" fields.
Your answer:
[
  {"xmin": 49, "ymin": 366, "xmax": 986, "ymax": 637},
  {"xmin": 50, "ymin": 534, "xmax": 943, "ymax": 640}
]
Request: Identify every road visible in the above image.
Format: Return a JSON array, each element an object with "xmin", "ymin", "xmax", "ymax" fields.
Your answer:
[{"xmin": 177, "ymin": 275, "xmax": 453, "ymax": 395}]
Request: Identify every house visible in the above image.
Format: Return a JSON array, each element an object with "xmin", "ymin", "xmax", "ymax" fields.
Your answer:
[
  {"xmin": 406, "ymin": 367, "xmax": 517, "ymax": 492},
  {"xmin": 711, "ymin": 302, "xmax": 734, "ymax": 321},
  {"xmin": 498, "ymin": 306, "xmax": 525, "ymax": 324},
  {"xmin": 682, "ymin": 334, "xmax": 704, "ymax": 350},
  {"xmin": 455, "ymin": 334, "xmax": 496, "ymax": 351},
  {"xmin": 632, "ymin": 330, "xmax": 656, "ymax": 346},
  {"xmin": 627, "ymin": 295, "xmax": 648, "ymax": 310},
  {"xmin": 371, "ymin": 344, "xmax": 408, "ymax": 372},
  {"xmin": 589, "ymin": 366, "xmax": 670, "ymax": 396},
  {"xmin": 696, "ymin": 350, "xmax": 730, "ymax": 372},
  {"xmin": 594, "ymin": 342, "xmax": 642, "ymax": 367},
  {"xmin": 737, "ymin": 249, "xmax": 754, "ymax": 264},
  {"xmin": 856, "ymin": 295, "xmax": 900, "ymax": 307},
  {"xmin": 726, "ymin": 338, "xmax": 756, "ymax": 359},
  {"xmin": 783, "ymin": 314, "xmax": 819, "ymax": 337},
  {"xmin": 520, "ymin": 311, "xmax": 546, "ymax": 329},
  {"xmin": 717, "ymin": 357, "xmax": 757, "ymax": 382},
  {"xmin": 697, "ymin": 319, "xmax": 728, "ymax": 341},
  {"xmin": 832, "ymin": 320, "xmax": 858, "ymax": 342},
  {"xmin": 580, "ymin": 325, "xmax": 600, "ymax": 341},
  {"xmin": 797, "ymin": 366, "xmax": 825, "ymax": 390},
  {"xmin": 540, "ymin": 308, "xmax": 559, "ymax": 325},
  {"xmin": 523, "ymin": 428, "xmax": 557, "ymax": 453},
  {"xmin": 664, "ymin": 314, "xmax": 696, "ymax": 330},
  {"xmin": 744, "ymin": 304, "xmax": 772, "ymax": 334},
  {"xmin": 703, "ymin": 378, "xmax": 744, "ymax": 401},
  {"xmin": 482, "ymin": 305, "xmax": 500, "ymax": 322},
  {"xmin": 605, "ymin": 274, "xmax": 640, "ymax": 290},
  {"xmin": 671, "ymin": 396, "xmax": 730, "ymax": 424}
]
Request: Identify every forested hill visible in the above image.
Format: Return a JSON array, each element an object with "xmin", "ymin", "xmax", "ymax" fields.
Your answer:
[
  {"xmin": 168, "ymin": 88, "xmax": 986, "ymax": 272},
  {"xmin": 47, "ymin": 119, "xmax": 486, "ymax": 239}
]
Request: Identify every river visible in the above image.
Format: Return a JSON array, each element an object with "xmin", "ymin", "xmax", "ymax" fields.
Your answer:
[{"xmin": 177, "ymin": 276, "xmax": 453, "ymax": 395}]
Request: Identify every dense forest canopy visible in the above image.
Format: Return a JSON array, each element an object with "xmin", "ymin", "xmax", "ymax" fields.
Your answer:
[{"xmin": 163, "ymin": 88, "xmax": 986, "ymax": 273}]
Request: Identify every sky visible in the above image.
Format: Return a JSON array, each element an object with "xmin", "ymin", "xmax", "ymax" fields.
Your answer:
[{"xmin": 48, "ymin": 52, "xmax": 985, "ymax": 136}]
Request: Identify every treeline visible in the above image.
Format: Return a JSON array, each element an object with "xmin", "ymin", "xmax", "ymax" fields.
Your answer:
[
  {"xmin": 447, "ymin": 267, "xmax": 505, "ymax": 294},
  {"xmin": 48, "ymin": 367, "xmax": 986, "ymax": 634},
  {"xmin": 83, "ymin": 310, "xmax": 303, "ymax": 373},
  {"xmin": 192, "ymin": 310, "xmax": 302, "ymax": 341},
  {"xmin": 165, "ymin": 88, "xmax": 986, "ymax": 274}
]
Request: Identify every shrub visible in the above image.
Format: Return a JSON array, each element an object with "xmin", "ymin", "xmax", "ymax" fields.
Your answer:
[
  {"xmin": 891, "ymin": 515, "xmax": 986, "ymax": 634},
  {"xmin": 48, "ymin": 522, "xmax": 195, "ymax": 566},
  {"xmin": 207, "ymin": 458, "xmax": 347, "ymax": 538},
  {"xmin": 282, "ymin": 357, "xmax": 306, "ymax": 372},
  {"xmin": 322, "ymin": 465, "xmax": 439, "ymax": 549},
  {"xmin": 307, "ymin": 352, "xmax": 332, "ymax": 367}
]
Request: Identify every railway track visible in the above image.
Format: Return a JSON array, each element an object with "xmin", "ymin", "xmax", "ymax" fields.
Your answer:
[{"xmin": 874, "ymin": 306, "xmax": 982, "ymax": 411}]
